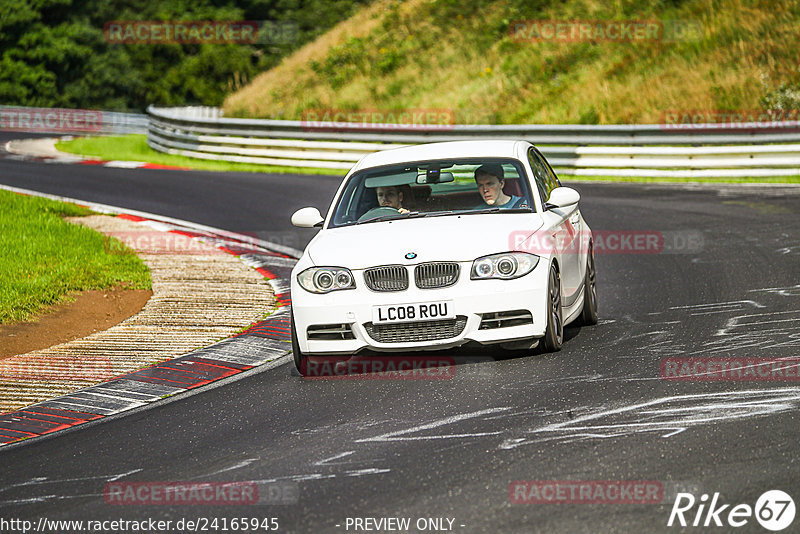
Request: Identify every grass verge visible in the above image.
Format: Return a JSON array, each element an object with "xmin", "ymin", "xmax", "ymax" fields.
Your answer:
[
  {"xmin": 0, "ymin": 189, "xmax": 152, "ymax": 324},
  {"xmin": 55, "ymin": 135, "xmax": 346, "ymax": 176}
]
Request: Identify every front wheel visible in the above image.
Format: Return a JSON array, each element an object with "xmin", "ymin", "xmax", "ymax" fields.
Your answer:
[
  {"xmin": 291, "ymin": 311, "xmax": 309, "ymax": 375},
  {"xmin": 540, "ymin": 264, "xmax": 563, "ymax": 352},
  {"xmin": 579, "ymin": 246, "xmax": 599, "ymax": 325}
]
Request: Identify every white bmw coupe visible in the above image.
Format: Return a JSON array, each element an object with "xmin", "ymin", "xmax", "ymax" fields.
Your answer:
[{"xmin": 290, "ymin": 140, "xmax": 597, "ymax": 374}]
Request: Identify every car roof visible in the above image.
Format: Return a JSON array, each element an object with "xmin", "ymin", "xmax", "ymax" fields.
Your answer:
[{"xmin": 351, "ymin": 140, "xmax": 530, "ymax": 172}]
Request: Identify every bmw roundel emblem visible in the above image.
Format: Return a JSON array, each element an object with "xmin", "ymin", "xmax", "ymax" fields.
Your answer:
[{"xmin": 405, "ymin": 252, "xmax": 417, "ymax": 260}]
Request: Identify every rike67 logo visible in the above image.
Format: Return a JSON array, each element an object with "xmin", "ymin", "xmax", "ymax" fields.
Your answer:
[{"xmin": 668, "ymin": 490, "xmax": 795, "ymax": 531}]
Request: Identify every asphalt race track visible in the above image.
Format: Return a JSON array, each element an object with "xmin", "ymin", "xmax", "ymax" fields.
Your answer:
[
  {"xmin": 0, "ymin": 132, "xmax": 340, "ymax": 252},
  {"xmin": 1, "ymin": 140, "xmax": 799, "ymax": 533}
]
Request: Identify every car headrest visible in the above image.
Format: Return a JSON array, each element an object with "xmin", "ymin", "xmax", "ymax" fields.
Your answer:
[{"xmin": 503, "ymin": 179, "xmax": 522, "ymax": 197}]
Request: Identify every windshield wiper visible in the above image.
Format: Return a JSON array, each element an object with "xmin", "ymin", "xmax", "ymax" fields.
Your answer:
[
  {"xmin": 357, "ymin": 211, "xmax": 423, "ymax": 224},
  {"xmin": 420, "ymin": 210, "xmax": 455, "ymax": 218},
  {"xmin": 462, "ymin": 207, "xmax": 533, "ymax": 216}
]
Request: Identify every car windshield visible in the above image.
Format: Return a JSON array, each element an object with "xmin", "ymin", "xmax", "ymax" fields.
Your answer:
[{"xmin": 329, "ymin": 158, "xmax": 534, "ymax": 228}]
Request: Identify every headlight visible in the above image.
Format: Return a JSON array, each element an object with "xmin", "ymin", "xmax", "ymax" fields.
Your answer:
[
  {"xmin": 470, "ymin": 252, "xmax": 539, "ymax": 280},
  {"xmin": 298, "ymin": 267, "xmax": 356, "ymax": 293}
]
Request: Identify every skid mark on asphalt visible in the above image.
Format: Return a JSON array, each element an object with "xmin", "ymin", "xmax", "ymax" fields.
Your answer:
[
  {"xmin": 355, "ymin": 407, "xmax": 513, "ymax": 443},
  {"xmin": 750, "ymin": 284, "xmax": 800, "ymax": 297},
  {"xmin": 498, "ymin": 387, "xmax": 800, "ymax": 449},
  {"xmin": 0, "ymin": 469, "xmax": 142, "ymax": 507},
  {"xmin": 239, "ymin": 409, "xmax": 517, "ymax": 486},
  {"xmin": 234, "ymin": 388, "xmax": 800, "ymax": 468},
  {"xmin": 627, "ymin": 285, "xmax": 800, "ymax": 357},
  {"xmin": 189, "ymin": 458, "xmax": 260, "ymax": 478},
  {"xmin": 314, "ymin": 451, "xmax": 356, "ymax": 466},
  {"xmin": 668, "ymin": 300, "xmax": 766, "ymax": 315},
  {"xmin": 714, "ymin": 309, "xmax": 800, "ymax": 337},
  {"xmin": 634, "ymin": 330, "xmax": 685, "ymax": 356},
  {"xmin": 693, "ymin": 308, "xmax": 800, "ymax": 354},
  {"xmin": 776, "ymin": 244, "xmax": 800, "ymax": 255},
  {"xmin": 250, "ymin": 409, "xmax": 515, "ymax": 484},
  {"xmin": 251, "ymin": 467, "xmax": 392, "ymax": 485},
  {"xmin": 291, "ymin": 418, "xmax": 398, "ymax": 437}
]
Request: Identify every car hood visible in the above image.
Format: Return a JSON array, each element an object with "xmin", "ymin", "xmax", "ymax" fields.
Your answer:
[{"xmin": 305, "ymin": 213, "xmax": 544, "ymax": 269}]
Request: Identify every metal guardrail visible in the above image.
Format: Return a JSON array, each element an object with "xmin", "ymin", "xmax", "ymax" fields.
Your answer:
[
  {"xmin": 147, "ymin": 106, "xmax": 800, "ymax": 177},
  {"xmin": 96, "ymin": 110, "xmax": 149, "ymax": 135},
  {"xmin": 0, "ymin": 105, "xmax": 148, "ymax": 135}
]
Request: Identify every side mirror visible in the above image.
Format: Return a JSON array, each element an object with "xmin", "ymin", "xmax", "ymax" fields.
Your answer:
[
  {"xmin": 546, "ymin": 187, "xmax": 580, "ymax": 209},
  {"xmin": 291, "ymin": 207, "xmax": 324, "ymax": 228}
]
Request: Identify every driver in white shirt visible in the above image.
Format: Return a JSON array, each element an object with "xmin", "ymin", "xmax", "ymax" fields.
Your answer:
[{"xmin": 376, "ymin": 186, "xmax": 410, "ymax": 213}]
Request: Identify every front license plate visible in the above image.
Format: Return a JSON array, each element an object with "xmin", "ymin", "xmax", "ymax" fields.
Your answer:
[{"xmin": 372, "ymin": 301, "xmax": 454, "ymax": 324}]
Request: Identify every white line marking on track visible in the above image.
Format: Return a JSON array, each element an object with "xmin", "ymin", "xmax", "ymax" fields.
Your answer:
[
  {"xmin": 356, "ymin": 407, "xmax": 512, "ymax": 443},
  {"xmin": 314, "ymin": 451, "xmax": 355, "ymax": 466},
  {"xmin": 498, "ymin": 388, "xmax": 800, "ymax": 449}
]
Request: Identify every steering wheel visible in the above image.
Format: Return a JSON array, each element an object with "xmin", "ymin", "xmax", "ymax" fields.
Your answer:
[{"xmin": 357, "ymin": 206, "xmax": 401, "ymax": 222}]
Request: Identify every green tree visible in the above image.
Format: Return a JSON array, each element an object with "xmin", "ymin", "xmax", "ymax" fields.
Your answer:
[{"xmin": 0, "ymin": 0, "xmax": 370, "ymax": 110}]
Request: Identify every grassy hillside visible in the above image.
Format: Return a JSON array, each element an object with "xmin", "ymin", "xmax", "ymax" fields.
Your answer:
[{"xmin": 223, "ymin": 0, "xmax": 800, "ymax": 124}]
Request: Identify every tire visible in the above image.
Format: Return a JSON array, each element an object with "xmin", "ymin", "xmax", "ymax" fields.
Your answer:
[
  {"xmin": 540, "ymin": 264, "xmax": 563, "ymax": 352},
  {"xmin": 579, "ymin": 245, "xmax": 599, "ymax": 326},
  {"xmin": 290, "ymin": 311, "xmax": 309, "ymax": 376}
]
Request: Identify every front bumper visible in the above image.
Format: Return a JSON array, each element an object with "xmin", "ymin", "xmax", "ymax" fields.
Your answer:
[{"xmin": 291, "ymin": 260, "xmax": 550, "ymax": 354}]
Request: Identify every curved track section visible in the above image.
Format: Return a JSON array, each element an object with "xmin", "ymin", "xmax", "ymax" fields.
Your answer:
[
  {"xmin": 0, "ymin": 132, "xmax": 343, "ymax": 251},
  {"xmin": 1, "ymin": 142, "xmax": 799, "ymax": 532}
]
